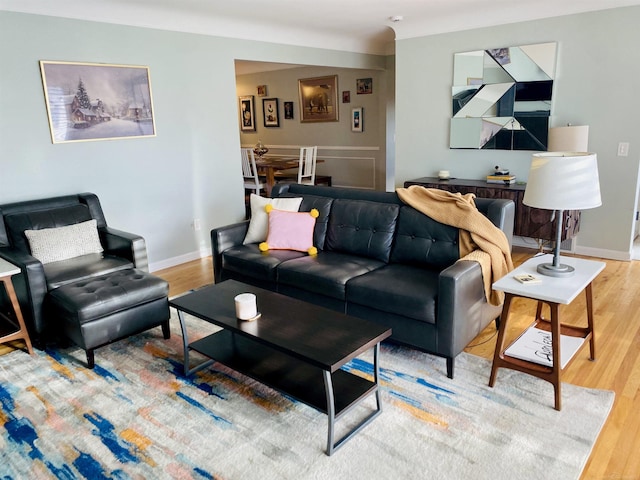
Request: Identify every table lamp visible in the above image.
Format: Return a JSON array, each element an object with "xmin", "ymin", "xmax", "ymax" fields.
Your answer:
[{"xmin": 523, "ymin": 152, "xmax": 601, "ymax": 277}]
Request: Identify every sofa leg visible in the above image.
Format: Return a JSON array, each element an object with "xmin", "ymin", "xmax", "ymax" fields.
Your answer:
[
  {"xmin": 86, "ymin": 349, "xmax": 95, "ymax": 369},
  {"xmin": 446, "ymin": 357, "xmax": 454, "ymax": 379},
  {"xmin": 161, "ymin": 320, "xmax": 171, "ymax": 339}
]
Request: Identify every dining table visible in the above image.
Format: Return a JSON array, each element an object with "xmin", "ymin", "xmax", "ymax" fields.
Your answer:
[{"xmin": 255, "ymin": 156, "xmax": 324, "ymax": 196}]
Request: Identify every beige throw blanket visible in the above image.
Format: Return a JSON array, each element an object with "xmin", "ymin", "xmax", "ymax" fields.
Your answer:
[{"xmin": 396, "ymin": 185, "xmax": 514, "ymax": 306}]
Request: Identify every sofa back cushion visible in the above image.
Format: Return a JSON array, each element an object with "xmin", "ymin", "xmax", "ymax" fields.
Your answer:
[
  {"xmin": 326, "ymin": 199, "xmax": 399, "ymax": 263},
  {"xmin": 391, "ymin": 206, "xmax": 460, "ymax": 269},
  {"xmin": 3, "ymin": 204, "xmax": 94, "ymax": 254},
  {"xmin": 279, "ymin": 193, "xmax": 334, "ymax": 250}
]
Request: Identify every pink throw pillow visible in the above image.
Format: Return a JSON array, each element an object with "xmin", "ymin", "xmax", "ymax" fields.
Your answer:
[{"xmin": 259, "ymin": 207, "xmax": 319, "ymax": 254}]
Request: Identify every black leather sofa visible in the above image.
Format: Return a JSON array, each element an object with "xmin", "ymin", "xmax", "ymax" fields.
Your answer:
[
  {"xmin": 0, "ymin": 193, "xmax": 170, "ymax": 367},
  {"xmin": 211, "ymin": 184, "xmax": 515, "ymax": 378}
]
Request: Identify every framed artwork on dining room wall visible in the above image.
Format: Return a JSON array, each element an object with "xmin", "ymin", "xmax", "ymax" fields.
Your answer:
[
  {"xmin": 239, "ymin": 95, "xmax": 256, "ymax": 131},
  {"xmin": 298, "ymin": 75, "xmax": 339, "ymax": 123},
  {"xmin": 356, "ymin": 77, "xmax": 372, "ymax": 94},
  {"xmin": 351, "ymin": 107, "xmax": 363, "ymax": 132},
  {"xmin": 262, "ymin": 97, "xmax": 279, "ymax": 127},
  {"xmin": 284, "ymin": 101, "xmax": 294, "ymax": 119},
  {"xmin": 39, "ymin": 60, "xmax": 156, "ymax": 144}
]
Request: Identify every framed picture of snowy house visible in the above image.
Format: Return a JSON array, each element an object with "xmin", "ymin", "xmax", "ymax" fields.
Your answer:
[{"xmin": 39, "ymin": 61, "xmax": 156, "ymax": 144}]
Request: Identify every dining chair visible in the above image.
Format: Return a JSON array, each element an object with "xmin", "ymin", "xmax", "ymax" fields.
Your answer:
[
  {"xmin": 241, "ymin": 148, "xmax": 265, "ymax": 195},
  {"xmin": 297, "ymin": 146, "xmax": 318, "ymax": 185}
]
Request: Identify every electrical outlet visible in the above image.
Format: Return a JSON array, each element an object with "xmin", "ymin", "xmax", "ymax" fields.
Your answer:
[
  {"xmin": 617, "ymin": 142, "xmax": 629, "ymax": 157},
  {"xmin": 192, "ymin": 218, "xmax": 201, "ymax": 231}
]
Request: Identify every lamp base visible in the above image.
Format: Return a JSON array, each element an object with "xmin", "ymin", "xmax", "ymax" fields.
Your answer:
[{"xmin": 537, "ymin": 262, "xmax": 575, "ymax": 278}]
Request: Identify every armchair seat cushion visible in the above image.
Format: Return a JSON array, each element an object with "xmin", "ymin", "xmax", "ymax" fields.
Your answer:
[
  {"xmin": 346, "ymin": 264, "xmax": 439, "ymax": 324},
  {"xmin": 47, "ymin": 269, "xmax": 168, "ymax": 325},
  {"xmin": 44, "ymin": 253, "xmax": 133, "ymax": 290}
]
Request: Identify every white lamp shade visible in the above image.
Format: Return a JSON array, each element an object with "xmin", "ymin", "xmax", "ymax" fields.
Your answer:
[
  {"xmin": 523, "ymin": 152, "xmax": 602, "ymax": 211},
  {"xmin": 548, "ymin": 125, "xmax": 589, "ymax": 152}
]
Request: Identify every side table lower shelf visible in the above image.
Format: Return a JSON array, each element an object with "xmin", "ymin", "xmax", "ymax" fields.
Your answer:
[
  {"xmin": 1, "ymin": 261, "xmax": 34, "ymax": 355},
  {"xmin": 489, "ymin": 286, "xmax": 595, "ymax": 411}
]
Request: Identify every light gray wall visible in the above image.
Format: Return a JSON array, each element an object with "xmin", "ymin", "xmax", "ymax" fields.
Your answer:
[
  {"xmin": 395, "ymin": 6, "xmax": 640, "ymax": 259},
  {"xmin": 236, "ymin": 65, "xmax": 390, "ymax": 190},
  {"xmin": 0, "ymin": 11, "xmax": 385, "ymax": 269}
]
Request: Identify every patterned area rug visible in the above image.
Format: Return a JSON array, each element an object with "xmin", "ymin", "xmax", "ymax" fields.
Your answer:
[{"xmin": 0, "ymin": 313, "xmax": 613, "ymax": 480}]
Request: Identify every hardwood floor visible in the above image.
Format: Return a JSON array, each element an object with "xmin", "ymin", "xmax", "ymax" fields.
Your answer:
[{"xmin": 1, "ymin": 249, "xmax": 637, "ymax": 479}]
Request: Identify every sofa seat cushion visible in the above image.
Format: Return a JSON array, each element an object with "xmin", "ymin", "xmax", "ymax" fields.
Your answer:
[
  {"xmin": 47, "ymin": 269, "xmax": 169, "ymax": 325},
  {"xmin": 44, "ymin": 253, "xmax": 133, "ymax": 290},
  {"xmin": 222, "ymin": 244, "xmax": 306, "ymax": 283},
  {"xmin": 346, "ymin": 264, "xmax": 440, "ymax": 324},
  {"xmin": 277, "ymin": 251, "xmax": 385, "ymax": 301}
]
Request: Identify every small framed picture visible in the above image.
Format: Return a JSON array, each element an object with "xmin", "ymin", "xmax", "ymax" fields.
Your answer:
[
  {"xmin": 284, "ymin": 101, "xmax": 294, "ymax": 119},
  {"xmin": 356, "ymin": 78, "xmax": 372, "ymax": 94},
  {"xmin": 342, "ymin": 91, "xmax": 351, "ymax": 103},
  {"xmin": 257, "ymin": 85, "xmax": 267, "ymax": 96},
  {"xmin": 239, "ymin": 95, "xmax": 256, "ymax": 131},
  {"xmin": 262, "ymin": 98, "xmax": 279, "ymax": 127},
  {"xmin": 351, "ymin": 107, "xmax": 363, "ymax": 132}
]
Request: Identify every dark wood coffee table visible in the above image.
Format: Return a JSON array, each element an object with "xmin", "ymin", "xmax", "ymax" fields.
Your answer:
[{"xmin": 169, "ymin": 279, "xmax": 391, "ymax": 455}]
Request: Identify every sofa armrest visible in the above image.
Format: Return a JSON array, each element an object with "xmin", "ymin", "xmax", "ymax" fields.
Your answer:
[
  {"xmin": 100, "ymin": 227, "xmax": 148, "ymax": 272},
  {"xmin": 210, "ymin": 221, "xmax": 249, "ymax": 283},
  {"xmin": 474, "ymin": 198, "xmax": 515, "ymax": 249},
  {"xmin": 0, "ymin": 247, "xmax": 47, "ymax": 341},
  {"xmin": 437, "ymin": 260, "xmax": 501, "ymax": 358}
]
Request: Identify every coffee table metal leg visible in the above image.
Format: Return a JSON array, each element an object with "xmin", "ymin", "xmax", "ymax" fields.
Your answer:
[
  {"xmin": 176, "ymin": 309, "xmax": 213, "ymax": 376},
  {"xmin": 322, "ymin": 342, "xmax": 383, "ymax": 456}
]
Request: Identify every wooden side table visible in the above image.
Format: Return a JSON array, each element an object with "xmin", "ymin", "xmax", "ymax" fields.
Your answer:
[
  {"xmin": 0, "ymin": 257, "xmax": 34, "ymax": 355},
  {"xmin": 489, "ymin": 254, "xmax": 605, "ymax": 410}
]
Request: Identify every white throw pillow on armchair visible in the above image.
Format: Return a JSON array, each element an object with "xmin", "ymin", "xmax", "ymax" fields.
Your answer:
[{"xmin": 25, "ymin": 219, "xmax": 104, "ymax": 264}]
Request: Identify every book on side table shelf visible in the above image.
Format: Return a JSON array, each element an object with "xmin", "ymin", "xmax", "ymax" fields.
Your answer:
[{"xmin": 504, "ymin": 327, "xmax": 585, "ymax": 369}]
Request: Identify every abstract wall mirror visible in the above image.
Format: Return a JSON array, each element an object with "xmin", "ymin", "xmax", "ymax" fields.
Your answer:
[{"xmin": 450, "ymin": 42, "xmax": 557, "ymax": 150}]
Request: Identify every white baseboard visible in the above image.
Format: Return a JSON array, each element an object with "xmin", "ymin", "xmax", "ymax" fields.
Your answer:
[
  {"xmin": 149, "ymin": 248, "xmax": 208, "ymax": 273},
  {"xmin": 512, "ymin": 236, "xmax": 630, "ymax": 261},
  {"xmin": 573, "ymin": 245, "xmax": 631, "ymax": 261}
]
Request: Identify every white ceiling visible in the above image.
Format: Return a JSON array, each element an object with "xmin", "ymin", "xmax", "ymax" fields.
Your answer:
[{"xmin": 2, "ymin": 0, "xmax": 640, "ymax": 55}]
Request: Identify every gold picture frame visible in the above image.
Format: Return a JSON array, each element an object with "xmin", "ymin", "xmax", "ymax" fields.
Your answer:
[
  {"xmin": 39, "ymin": 60, "xmax": 156, "ymax": 144},
  {"xmin": 298, "ymin": 75, "xmax": 338, "ymax": 123}
]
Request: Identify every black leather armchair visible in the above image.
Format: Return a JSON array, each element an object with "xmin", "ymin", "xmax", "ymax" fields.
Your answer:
[{"xmin": 0, "ymin": 193, "xmax": 169, "ymax": 367}]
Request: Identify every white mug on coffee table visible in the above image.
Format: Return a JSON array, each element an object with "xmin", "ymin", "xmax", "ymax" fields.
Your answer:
[{"xmin": 235, "ymin": 293, "xmax": 257, "ymax": 320}]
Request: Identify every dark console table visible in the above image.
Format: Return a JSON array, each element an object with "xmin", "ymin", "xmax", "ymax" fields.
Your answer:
[{"xmin": 403, "ymin": 177, "xmax": 580, "ymax": 242}]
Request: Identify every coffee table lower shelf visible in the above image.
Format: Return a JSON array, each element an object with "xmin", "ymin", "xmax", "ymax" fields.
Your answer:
[{"xmin": 188, "ymin": 329, "xmax": 382, "ymax": 455}]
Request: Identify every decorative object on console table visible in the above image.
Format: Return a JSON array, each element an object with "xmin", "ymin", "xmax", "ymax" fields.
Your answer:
[
  {"xmin": 486, "ymin": 175, "xmax": 516, "ymax": 185},
  {"xmin": 403, "ymin": 177, "xmax": 580, "ymax": 242},
  {"xmin": 523, "ymin": 152, "xmax": 601, "ymax": 277}
]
